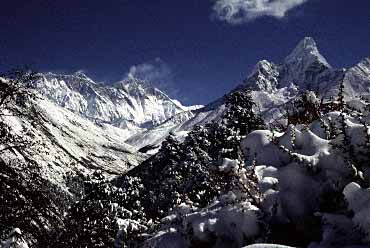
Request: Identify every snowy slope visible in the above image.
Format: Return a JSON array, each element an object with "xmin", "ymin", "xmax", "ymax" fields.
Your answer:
[
  {"xmin": 28, "ymin": 37, "xmax": 370, "ymax": 152},
  {"xmin": 126, "ymin": 106, "xmax": 226, "ymax": 149},
  {"xmin": 29, "ymin": 72, "xmax": 205, "ymax": 152},
  {"xmin": 127, "ymin": 37, "xmax": 335, "ymax": 148},
  {"xmin": 0, "ymin": 95, "xmax": 147, "ymax": 190},
  {"xmin": 159, "ymin": 37, "xmax": 370, "ymax": 137},
  {"xmin": 280, "ymin": 37, "xmax": 332, "ymax": 89},
  {"xmin": 0, "ymin": 76, "xmax": 152, "ymax": 246},
  {"xmin": 143, "ymin": 104, "xmax": 370, "ymax": 248},
  {"xmin": 32, "ymin": 72, "xmax": 200, "ymax": 131},
  {"xmin": 343, "ymin": 57, "xmax": 370, "ymax": 97},
  {"xmin": 3, "ymin": 37, "xmax": 370, "ymax": 247}
]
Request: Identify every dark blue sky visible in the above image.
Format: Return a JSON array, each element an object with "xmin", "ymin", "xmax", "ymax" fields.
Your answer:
[{"xmin": 1, "ymin": 0, "xmax": 370, "ymax": 105}]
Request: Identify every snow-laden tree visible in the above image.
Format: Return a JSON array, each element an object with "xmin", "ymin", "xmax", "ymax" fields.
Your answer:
[
  {"xmin": 1, "ymin": 228, "xmax": 29, "ymax": 248},
  {"xmin": 57, "ymin": 170, "xmax": 121, "ymax": 247},
  {"xmin": 110, "ymin": 89, "xmax": 265, "ymax": 246},
  {"xmin": 286, "ymin": 90, "xmax": 321, "ymax": 125},
  {"xmin": 241, "ymin": 89, "xmax": 370, "ymax": 247},
  {"xmin": 224, "ymin": 90, "xmax": 265, "ymax": 137},
  {"xmin": 142, "ymin": 85, "xmax": 370, "ymax": 248},
  {"xmin": 142, "ymin": 158, "xmax": 264, "ymax": 248}
]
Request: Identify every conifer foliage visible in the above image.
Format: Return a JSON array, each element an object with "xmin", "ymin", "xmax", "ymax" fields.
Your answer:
[
  {"xmin": 111, "ymin": 89, "xmax": 265, "ymax": 245},
  {"xmin": 57, "ymin": 89, "xmax": 266, "ymax": 247},
  {"xmin": 58, "ymin": 170, "xmax": 121, "ymax": 248},
  {"xmin": 224, "ymin": 90, "xmax": 265, "ymax": 137},
  {"xmin": 286, "ymin": 90, "xmax": 321, "ymax": 125}
]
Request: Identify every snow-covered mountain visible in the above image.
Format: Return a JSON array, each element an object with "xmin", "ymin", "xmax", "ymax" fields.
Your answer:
[
  {"xmin": 27, "ymin": 38, "xmax": 370, "ymax": 151},
  {"xmin": 0, "ymin": 90, "xmax": 146, "ymax": 184},
  {"xmin": 27, "ymin": 72, "xmax": 204, "ymax": 154},
  {"xmin": 0, "ymin": 74, "xmax": 155, "ymax": 245},
  {"xmin": 125, "ymin": 37, "xmax": 333, "ymax": 147},
  {"xmin": 32, "ymin": 72, "xmax": 201, "ymax": 132},
  {"xmin": 3, "ymin": 37, "xmax": 370, "ymax": 247},
  {"xmin": 182, "ymin": 37, "xmax": 370, "ymax": 127},
  {"xmin": 242, "ymin": 37, "xmax": 370, "ymax": 100},
  {"xmin": 19, "ymin": 36, "xmax": 368, "ymax": 188},
  {"xmin": 343, "ymin": 57, "xmax": 370, "ymax": 97}
]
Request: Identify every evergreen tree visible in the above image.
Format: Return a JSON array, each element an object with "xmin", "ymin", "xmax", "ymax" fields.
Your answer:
[
  {"xmin": 286, "ymin": 90, "xmax": 321, "ymax": 125},
  {"xmin": 58, "ymin": 170, "xmax": 120, "ymax": 248},
  {"xmin": 157, "ymin": 132, "xmax": 182, "ymax": 165},
  {"xmin": 224, "ymin": 90, "xmax": 264, "ymax": 137},
  {"xmin": 66, "ymin": 89, "xmax": 267, "ymax": 246}
]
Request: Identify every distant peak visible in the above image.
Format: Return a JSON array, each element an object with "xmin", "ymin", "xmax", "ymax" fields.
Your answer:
[
  {"xmin": 256, "ymin": 59, "xmax": 272, "ymax": 68},
  {"xmin": 245, "ymin": 59, "xmax": 279, "ymax": 93},
  {"xmin": 73, "ymin": 70, "xmax": 89, "ymax": 79},
  {"xmin": 297, "ymin": 37, "xmax": 317, "ymax": 49},
  {"xmin": 119, "ymin": 76, "xmax": 148, "ymax": 88},
  {"xmin": 115, "ymin": 77, "xmax": 165, "ymax": 96},
  {"xmin": 285, "ymin": 36, "xmax": 331, "ymax": 68},
  {"xmin": 358, "ymin": 57, "xmax": 370, "ymax": 65},
  {"xmin": 289, "ymin": 37, "xmax": 319, "ymax": 57},
  {"xmin": 250, "ymin": 60, "xmax": 274, "ymax": 75}
]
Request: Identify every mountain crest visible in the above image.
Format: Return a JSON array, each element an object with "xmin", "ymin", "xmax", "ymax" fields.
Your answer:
[
  {"xmin": 245, "ymin": 60, "xmax": 279, "ymax": 93},
  {"xmin": 32, "ymin": 72, "xmax": 198, "ymax": 131},
  {"xmin": 284, "ymin": 36, "xmax": 331, "ymax": 68},
  {"xmin": 117, "ymin": 77, "xmax": 154, "ymax": 91}
]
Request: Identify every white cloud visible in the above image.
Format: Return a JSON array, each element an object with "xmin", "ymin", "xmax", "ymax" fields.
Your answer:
[
  {"xmin": 212, "ymin": 0, "xmax": 308, "ymax": 24},
  {"xmin": 127, "ymin": 58, "xmax": 170, "ymax": 82},
  {"xmin": 125, "ymin": 58, "xmax": 179, "ymax": 97}
]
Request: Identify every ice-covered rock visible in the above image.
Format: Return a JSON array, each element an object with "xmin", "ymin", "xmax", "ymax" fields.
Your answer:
[
  {"xmin": 33, "ymin": 73, "xmax": 199, "ymax": 129},
  {"xmin": 246, "ymin": 60, "xmax": 280, "ymax": 93},
  {"xmin": 282, "ymin": 37, "xmax": 331, "ymax": 88},
  {"xmin": 343, "ymin": 58, "xmax": 370, "ymax": 98}
]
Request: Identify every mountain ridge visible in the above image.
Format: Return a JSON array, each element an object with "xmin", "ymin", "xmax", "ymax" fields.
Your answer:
[
  {"xmin": 32, "ymin": 72, "xmax": 202, "ymax": 131},
  {"xmin": 131, "ymin": 37, "xmax": 370, "ymax": 149},
  {"xmin": 26, "ymin": 37, "xmax": 370, "ymax": 151},
  {"xmin": 2, "ymin": 37, "xmax": 370, "ymax": 247}
]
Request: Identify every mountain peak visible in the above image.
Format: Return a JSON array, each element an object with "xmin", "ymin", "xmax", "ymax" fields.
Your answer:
[
  {"xmin": 285, "ymin": 37, "xmax": 331, "ymax": 68},
  {"xmin": 289, "ymin": 37, "xmax": 319, "ymax": 56},
  {"xmin": 115, "ymin": 77, "xmax": 156, "ymax": 94},
  {"xmin": 296, "ymin": 36, "xmax": 317, "ymax": 50},
  {"xmin": 251, "ymin": 60, "xmax": 273, "ymax": 74},
  {"xmin": 245, "ymin": 59, "xmax": 279, "ymax": 93},
  {"xmin": 73, "ymin": 70, "xmax": 90, "ymax": 79}
]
